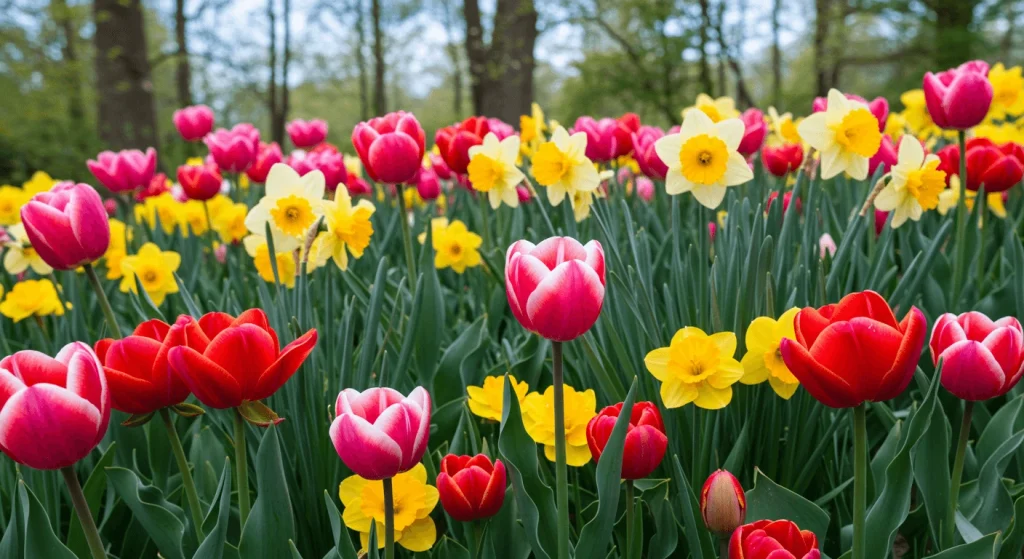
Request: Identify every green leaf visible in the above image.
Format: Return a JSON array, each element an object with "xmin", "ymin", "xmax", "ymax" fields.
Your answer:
[
  {"xmin": 433, "ymin": 315, "xmax": 488, "ymax": 407},
  {"xmin": 107, "ymin": 467, "xmax": 187, "ymax": 559},
  {"xmin": 20, "ymin": 481, "xmax": 78, "ymax": 559},
  {"xmin": 912, "ymin": 392, "xmax": 951, "ymax": 546},
  {"xmin": 323, "ymin": 491, "xmax": 359, "ymax": 559},
  {"xmin": 670, "ymin": 455, "xmax": 717, "ymax": 559},
  {"xmin": 644, "ymin": 480, "xmax": 678, "ymax": 559},
  {"xmin": 238, "ymin": 426, "xmax": 296, "ymax": 559},
  {"xmin": 922, "ymin": 532, "xmax": 1000, "ymax": 559},
  {"xmin": 237, "ymin": 400, "xmax": 283, "ymax": 427},
  {"xmin": 194, "ymin": 458, "xmax": 232, "ymax": 559},
  {"xmin": 68, "ymin": 443, "xmax": 117, "ymax": 559},
  {"xmin": 415, "ymin": 221, "xmax": 446, "ymax": 382},
  {"xmin": 966, "ymin": 429, "xmax": 1024, "ymax": 535},
  {"xmin": 173, "ymin": 272, "xmax": 204, "ymax": 318},
  {"xmin": 483, "ymin": 483, "xmax": 531, "ymax": 559},
  {"xmin": 355, "ymin": 258, "xmax": 388, "ymax": 388},
  {"xmin": 745, "ymin": 467, "xmax": 830, "ymax": 545},
  {"xmin": 996, "ymin": 495, "xmax": 1024, "ymax": 559}
]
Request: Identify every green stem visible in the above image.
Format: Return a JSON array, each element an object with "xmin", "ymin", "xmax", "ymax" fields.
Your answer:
[
  {"xmin": 552, "ymin": 341, "xmax": 570, "ymax": 559},
  {"xmin": 233, "ymin": 409, "xmax": 250, "ymax": 528},
  {"xmin": 945, "ymin": 401, "xmax": 973, "ymax": 549},
  {"xmin": 202, "ymin": 200, "xmax": 218, "ymax": 253},
  {"xmin": 395, "ymin": 186, "xmax": 418, "ymax": 287},
  {"xmin": 719, "ymin": 536, "xmax": 730, "ymax": 559},
  {"xmin": 83, "ymin": 263, "xmax": 122, "ymax": 338},
  {"xmin": 625, "ymin": 480, "xmax": 635, "ymax": 559},
  {"xmin": 852, "ymin": 404, "xmax": 867, "ymax": 559},
  {"xmin": 61, "ymin": 466, "xmax": 106, "ymax": 559},
  {"xmin": 479, "ymin": 193, "xmax": 491, "ymax": 250},
  {"xmin": 469, "ymin": 521, "xmax": 484, "ymax": 559},
  {"xmin": 951, "ymin": 129, "xmax": 968, "ymax": 310},
  {"xmin": 383, "ymin": 477, "xmax": 396, "ymax": 559},
  {"xmin": 160, "ymin": 409, "xmax": 205, "ymax": 541}
]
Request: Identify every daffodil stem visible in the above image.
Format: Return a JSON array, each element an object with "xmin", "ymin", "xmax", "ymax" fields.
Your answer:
[
  {"xmin": 625, "ymin": 480, "xmax": 635, "ymax": 559},
  {"xmin": 552, "ymin": 340, "xmax": 570, "ymax": 559},
  {"xmin": 383, "ymin": 477, "xmax": 396, "ymax": 559},
  {"xmin": 83, "ymin": 263, "xmax": 122, "ymax": 338},
  {"xmin": 951, "ymin": 129, "xmax": 968, "ymax": 310},
  {"xmin": 233, "ymin": 409, "xmax": 250, "ymax": 528},
  {"xmin": 945, "ymin": 401, "xmax": 973, "ymax": 550},
  {"xmin": 478, "ymin": 193, "xmax": 491, "ymax": 250},
  {"xmin": 852, "ymin": 404, "xmax": 867, "ymax": 559},
  {"xmin": 61, "ymin": 466, "xmax": 107, "ymax": 559},
  {"xmin": 160, "ymin": 409, "xmax": 205, "ymax": 542},
  {"xmin": 395, "ymin": 186, "xmax": 417, "ymax": 287}
]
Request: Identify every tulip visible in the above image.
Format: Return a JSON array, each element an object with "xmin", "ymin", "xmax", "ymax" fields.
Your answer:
[
  {"xmin": 87, "ymin": 147, "xmax": 157, "ymax": 193},
  {"xmin": 874, "ymin": 210, "xmax": 888, "ymax": 236},
  {"xmin": 636, "ymin": 176, "xmax": 655, "ymax": 202},
  {"xmin": 700, "ymin": 470, "xmax": 746, "ymax": 535},
  {"xmin": 964, "ymin": 141, "xmax": 1024, "ymax": 193},
  {"xmin": 573, "ymin": 116, "xmax": 619, "ymax": 162},
  {"xmin": 632, "ymin": 126, "xmax": 668, "ymax": 180},
  {"xmin": 21, "ymin": 182, "xmax": 109, "ymax": 270},
  {"xmin": 486, "ymin": 117, "xmax": 517, "ymax": 140},
  {"xmin": 435, "ymin": 116, "xmax": 490, "ymax": 176},
  {"xmin": 286, "ymin": 118, "xmax": 328, "ymax": 148},
  {"xmin": 505, "ymin": 237, "xmax": 606, "ymax": 343},
  {"xmin": 246, "ymin": 142, "xmax": 284, "ymax": 184},
  {"xmin": 767, "ymin": 191, "xmax": 801, "ymax": 216},
  {"xmin": 708, "ymin": 221, "xmax": 717, "ymax": 243},
  {"xmin": 136, "ymin": 172, "xmax": 171, "ymax": 202},
  {"xmin": 516, "ymin": 184, "xmax": 532, "ymax": 204},
  {"xmin": 352, "ymin": 111, "xmax": 425, "ymax": 184},
  {"xmin": 289, "ymin": 150, "xmax": 347, "ymax": 191},
  {"xmin": 936, "ymin": 143, "xmax": 960, "ymax": 185},
  {"xmin": 761, "ymin": 143, "xmax": 804, "ymax": 177},
  {"xmin": 205, "ymin": 124, "xmax": 261, "ymax": 173},
  {"xmin": 436, "ymin": 454, "xmax": 507, "ymax": 522},
  {"xmin": 330, "ymin": 386, "xmax": 431, "ymax": 480},
  {"xmin": 819, "ymin": 233, "xmax": 837, "ymax": 259},
  {"xmin": 812, "ymin": 93, "xmax": 888, "ymax": 131},
  {"xmin": 923, "ymin": 60, "xmax": 994, "ymax": 130},
  {"xmin": 930, "ymin": 312, "xmax": 1024, "ymax": 401},
  {"xmin": 586, "ymin": 401, "xmax": 667, "ymax": 479},
  {"xmin": 868, "ymin": 134, "xmax": 899, "ymax": 176},
  {"xmin": 173, "ymin": 105, "xmax": 215, "ymax": 142},
  {"xmin": 103, "ymin": 198, "xmax": 117, "ymax": 216},
  {"xmin": 730, "ymin": 519, "xmax": 820, "ymax": 559},
  {"xmin": 415, "ymin": 166, "xmax": 441, "ymax": 200},
  {"xmin": 737, "ymin": 109, "xmax": 767, "ymax": 156},
  {"xmin": 430, "ymin": 152, "xmax": 454, "ymax": 180},
  {"xmin": 177, "ymin": 162, "xmax": 223, "ymax": 201},
  {"xmin": 613, "ymin": 113, "xmax": 641, "ymax": 158}
]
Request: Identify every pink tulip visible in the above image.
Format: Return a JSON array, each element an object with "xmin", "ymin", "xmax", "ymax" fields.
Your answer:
[
  {"xmin": 173, "ymin": 105, "xmax": 215, "ymax": 142},
  {"xmin": 430, "ymin": 153, "xmax": 454, "ymax": 181},
  {"xmin": 21, "ymin": 182, "xmax": 109, "ymax": 270},
  {"xmin": 214, "ymin": 243, "xmax": 228, "ymax": 262},
  {"xmin": 351, "ymin": 111, "xmax": 425, "ymax": 184},
  {"xmin": 330, "ymin": 387, "xmax": 431, "ymax": 480},
  {"xmin": 87, "ymin": 148, "xmax": 157, "ymax": 193},
  {"xmin": 869, "ymin": 135, "xmax": 899, "ymax": 176},
  {"xmin": 516, "ymin": 185, "xmax": 532, "ymax": 204},
  {"xmin": 923, "ymin": 60, "xmax": 994, "ymax": 130},
  {"xmin": 708, "ymin": 222, "xmax": 717, "ymax": 243},
  {"xmin": 636, "ymin": 177, "xmax": 655, "ymax": 202},
  {"xmin": 0, "ymin": 343, "xmax": 110, "ymax": 470},
  {"xmin": 573, "ymin": 117, "xmax": 618, "ymax": 163},
  {"xmin": 286, "ymin": 118, "xmax": 328, "ymax": 148},
  {"xmin": 737, "ymin": 109, "xmax": 767, "ymax": 156},
  {"xmin": 415, "ymin": 166, "xmax": 441, "ymax": 200},
  {"xmin": 246, "ymin": 142, "xmax": 284, "ymax": 184},
  {"xmin": 103, "ymin": 198, "xmax": 117, "ymax": 217},
  {"xmin": 505, "ymin": 237, "xmax": 606, "ymax": 342},
  {"xmin": 632, "ymin": 126, "xmax": 668, "ymax": 180},
  {"xmin": 205, "ymin": 124, "xmax": 261, "ymax": 173},
  {"xmin": 819, "ymin": 233, "xmax": 837, "ymax": 259},
  {"xmin": 289, "ymin": 150, "xmax": 347, "ymax": 191},
  {"xmin": 486, "ymin": 118, "xmax": 517, "ymax": 140},
  {"xmin": 931, "ymin": 312, "xmax": 1024, "ymax": 401}
]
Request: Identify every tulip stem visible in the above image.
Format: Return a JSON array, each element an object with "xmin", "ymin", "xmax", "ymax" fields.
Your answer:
[
  {"xmin": 469, "ymin": 521, "xmax": 484, "ymax": 559},
  {"xmin": 395, "ymin": 185, "xmax": 418, "ymax": 287},
  {"xmin": 852, "ymin": 404, "xmax": 867, "ymax": 559},
  {"xmin": 552, "ymin": 340, "xmax": 571, "ymax": 559},
  {"xmin": 233, "ymin": 409, "xmax": 251, "ymax": 528},
  {"xmin": 160, "ymin": 409, "xmax": 205, "ymax": 542},
  {"xmin": 625, "ymin": 480, "xmax": 635, "ymax": 559},
  {"xmin": 383, "ymin": 477, "xmax": 396, "ymax": 559},
  {"xmin": 718, "ymin": 536, "xmax": 730, "ymax": 559},
  {"xmin": 478, "ymin": 193, "xmax": 491, "ymax": 250},
  {"xmin": 951, "ymin": 129, "xmax": 968, "ymax": 310},
  {"xmin": 61, "ymin": 466, "xmax": 107, "ymax": 559},
  {"xmin": 83, "ymin": 263, "xmax": 122, "ymax": 339},
  {"xmin": 945, "ymin": 401, "xmax": 973, "ymax": 550}
]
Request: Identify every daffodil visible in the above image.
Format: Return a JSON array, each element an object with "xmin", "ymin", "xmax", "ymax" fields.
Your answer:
[
  {"xmin": 344, "ymin": 154, "xmax": 363, "ymax": 177},
  {"xmin": 530, "ymin": 126, "xmax": 600, "ymax": 207},
  {"xmin": 684, "ymin": 94, "xmax": 740, "ymax": 123},
  {"xmin": 0, "ymin": 186, "xmax": 26, "ymax": 226},
  {"xmin": 798, "ymin": 89, "xmax": 882, "ymax": 180},
  {"xmin": 339, "ymin": 463, "xmax": 438, "ymax": 552},
  {"xmin": 309, "ymin": 189, "xmax": 375, "ymax": 271},
  {"xmin": 22, "ymin": 171, "xmax": 57, "ymax": 196},
  {"xmin": 522, "ymin": 384, "xmax": 596, "ymax": 467},
  {"xmin": 767, "ymin": 107, "xmax": 802, "ymax": 145},
  {"xmin": 418, "ymin": 218, "xmax": 482, "ymax": 274},
  {"xmin": 740, "ymin": 308, "xmax": 801, "ymax": 399},
  {"xmin": 974, "ymin": 122, "xmax": 1024, "ymax": 145},
  {"xmin": 103, "ymin": 219, "xmax": 129, "ymax": 280},
  {"xmin": 0, "ymin": 279, "xmax": 64, "ymax": 322},
  {"xmin": 179, "ymin": 201, "xmax": 210, "ymax": 236},
  {"xmin": 135, "ymin": 193, "xmax": 181, "ymax": 235},
  {"xmin": 987, "ymin": 63, "xmax": 1024, "ymax": 121},
  {"xmin": 119, "ymin": 243, "xmax": 181, "ymax": 306},
  {"xmin": 467, "ymin": 133, "xmax": 525, "ymax": 209},
  {"xmin": 645, "ymin": 327, "xmax": 744, "ymax": 409},
  {"xmin": 873, "ymin": 136, "xmax": 946, "ymax": 228},
  {"xmin": 654, "ymin": 109, "xmax": 753, "ymax": 209},
  {"xmin": 243, "ymin": 234, "xmax": 297, "ymax": 288},
  {"xmin": 467, "ymin": 374, "xmax": 529, "ymax": 422},
  {"xmin": 245, "ymin": 163, "xmax": 324, "ymax": 241},
  {"xmin": 212, "ymin": 201, "xmax": 249, "ymax": 244},
  {"xmin": 3, "ymin": 223, "xmax": 52, "ymax": 275},
  {"xmin": 520, "ymin": 102, "xmax": 547, "ymax": 156},
  {"xmin": 884, "ymin": 113, "xmax": 908, "ymax": 142},
  {"xmin": 570, "ymin": 188, "xmax": 598, "ymax": 222}
]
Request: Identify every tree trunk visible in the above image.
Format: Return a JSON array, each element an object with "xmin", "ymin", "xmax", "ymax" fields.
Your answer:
[
  {"xmin": 52, "ymin": 0, "xmax": 85, "ymax": 133},
  {"xmin": 371, "ymin": 0, "xmax": 386, "ymax": 115},
  {"xmin": 698, "ymin": 0, "xmax": 713, "ymax": 95},
  {"xmin": 274, "ymin": 0, "xmax": 291, "ymax": 142},
  {"xmin": 812, "ymin": 0, "xmax": 831, "ymax": 97},
  {"xmin": 268, "ymin": 0, "xmax": 279, "ymax": 142},
  {"xmin": 174, "ymin": 0, "xmax": 192, "ymax": 107},
  {"xmin": 93, "ymin": 0, "xmax": 159, "ymax": 150},
  {"xmin": 442, "ymin": 0, "xmax": 463, "ymax": 117},
  {"xmin": 355, "ymin": 0, "xmax": 369, "ymax": 120},
  {"xmin": 463, "ymin": 0, "xmax": 486, "ymax": 114},
  {"xmin": 771, "ymin": 0, "xmax": 782, "ymax": 106},
  {"xmin": 464, "ymin": 0, "xmax": 536, "ymax": 123},
  {"xmin": 932, "ymin": 0, "xmax": 977, "ymax": 69}
]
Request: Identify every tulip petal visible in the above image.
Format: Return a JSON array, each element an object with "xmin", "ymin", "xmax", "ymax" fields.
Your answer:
[
  {"xmin": 0, "ymin": 384, "xmax": 101, "ymax": 469},
  {"xmin": 169, "ymin": 347, "xmax": 242, "ymax": 409},
  {"xmin": 876, "ymin": 308, "xmax": 927, "ymax": 400},
  {"xmin": 939, "ymin": 341, "xmax": 1005, "ymax": 401},
  {"xmin": 529, "ymin": 237, "xmax": 587, "ymax": 270},
  {"xmin": 780, "ymin": 338, "xmax": 859, "ymax": 408},
  {"xmin": 811, "ymin": 318, "xmax": 902, "ymax": 403},
  {"xmin": 0, "ymin": 371, "xmax": 27, "ymax": 410},
  {"xmin": 0, "ymin": 350, "xmax": 67, "ymax": 387},
  {"xmin": 437, "ymin": 473, "xmax": 476, "ymax": 521},
  {"xmin": 830, "ymin": 291, "xmax": 900, "ymax": 331},
  {"xmin": 253, "ymin": 329, "xmax": 317, "ymax": 401},
  {"xmin": 198, "ymin": 312, "xmax": 236, "ymax": 339},
  {"xmin": 622, "ymin": 424, "xmax": 668, "ymax": 479},
  {"xmin": 330, "ymin": 413, "xmax": 403, "ymax": 480},
  {"xmin": 525, "ymin": 260, "xmax": 605, "ymax": 342},
  {"xmin": 204, "ymin": 324, "xmax": 277, "ymax": 397}
]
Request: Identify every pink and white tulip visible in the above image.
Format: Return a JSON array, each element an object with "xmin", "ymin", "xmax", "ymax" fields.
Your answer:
[
  {"xmin": 205, "ymin": 124, "xmax": 261, "ymax": 173},
  {"xmin": 330, "ymin": 387, "xmax": 431, "ymax": 480},
  {"xmin": 87, "ymin": 148, "xmax": 157, "ymax": 193},
  {"xmin": 286, "ymin": 118, "xmax": 328, "ymax": 148},
  {"xmin": 930, "ymin": 312, "xmax": 1024, "ymax": 401},
  {"xmin": 21, "ymin": 182, "xmax": 109, "ymax": 270},
  {"xmin": 923, "ymin": 60, "xmax": 994, "ymax": 130},
  {"xmin": 173, "ymin": 105, "xmax": 215, "ymax": 142}
]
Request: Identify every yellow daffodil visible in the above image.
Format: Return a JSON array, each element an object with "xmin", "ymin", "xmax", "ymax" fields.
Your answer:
[
  {"xmin": 645, "ymin": 327, "xmax": 744, "ymax": 409},
  {"xmin": 874, "ymin": 136, "xmax": 946, "ymax": 228},
  {"xmin": 135, "ymin": 193, "xmax": 181, "ymax": 235},
  {"xmin": 468, "ymin": 133, "xmax": 525, "ymax": 209},
  {"xmin": 740, "ymin": 308, "xmax": 801, "ymax": 399},
  {"xmin": 0, "ymin": 279, "xmax": 66, "ymax": 322},
  {"xmin": 119, "ymin": 243, "xmax": 180, "ymax": 306},
  {"xmin": 520, "ymin": 102, "xmax": 547, "ymax": 156},
  {"xmin": 684, "ymin": 94, "xmax": 740, "ymax": 123},
  {"xmin": 309, "ymin": 189, "xmax": 375, "ymax": 271},
  {"xmin": 530, "ymin": 126, "xmax": 600, "ymax": 207},
  {"xmin": 212, "ymin": 201, "xmax": 249, "ymax": 244},
  {"xmin": 339, "ymin": 463, "xmax": 438, "ymax": 553},
  {"xmin": 974, "ymin": 122, "xmax": 1024, "ymax": 145},
  {"xmin": 467, "ymin": 374, "xmax": 529, "ymax": 422},
  {"xmin": 654, "ymin": 109, "xmax": 753, "ymax": 209},
  {"xmin": 0, "ymin": 186, "xmax": 26, "ymax": 226},
  {"xmin": 767, "ymin": 107, "xmax": 802, "ymax": 145},
  {"xmin": 179, "ymin": 201, "xmax": 210, "ymax": 236},
  {"xmin": 522, "ymin": 384, "xmax": 596, "ymax": 467},
  {"xmin": 344, "ymin": 154, "xmax": 363, "ymax": 177},
  {"xmin": 570, "ymin": 187, "xmax": 599, "ymax": 222},
  {"xmin": 3, "ymin": 223, "xmax": 52, "ymax": 276},
  {"xmin": 243, "ymin": 235, "xmax": 297, "ymax": 288},
  {"xmin": 185, "ymin": 157, "xmax": 205, "ymax": 167},
  {"xmin": 103, "ymin": 219, "xmax": 129, "ymax": 280},
  {"xmin": 418, "ymin": 218, "xmax": 482, "ymax": 274},
  {"xmin": 884, "ymin": 113, "xmax": 908, "ymax": 142},
  {"xmin": 245, "ymin": 163, "xmax": 324, "ymax": 241},
  {"xmin": 987, "ymin": 63, "xmax": 1024, "ymax": 121},
  {"xmin": 22, "ymin": 171, "xmax": 58, "ymax": 196},
  {"xmin": 798, "ymin": 89, "xmax": 882, "ymax": 180}
]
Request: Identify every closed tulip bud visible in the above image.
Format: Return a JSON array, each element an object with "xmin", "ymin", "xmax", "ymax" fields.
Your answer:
[
  {"xmin": 436, "ymin": 454, "xmax": 507, "ymax": 522},
  {"xmin": 205, "ymin": 124, "xmax": 261, "ymax": 173},
  {"xmin": 177, "ymin": 162, "xmax": 223, "ymax": 201},
  {"xmin": 516, "ymin": 184, "xmax": 532, "ymax": 203},
  {"xmin": 730, "ymin": 519, "xmax": 820, "ymax": 559},
  {"xmin": 435, "ymin": 117, "xmax": 489, "ymax": 175},
  {"xmin": 767, "ymin": 191, "xmax": 801, "ymax": 216},
  {"xmin": 868, "ymin": 134, "xmax": 899, "ymax": 176},
  {"xmin": 415, "ymin": 166, "xmax": 441, "ymax": 200},
  {"xmin": 761, "ymin": 143, "xmax": 804, "ymax": 177},
  {"xmin": 874, "ymin": 210, "xmax": 888, "ymax": 236},
  {"xmin": 923, "ymin": 60, "xmax": 994, "ymax": 130},
  {"xmin": 613, "ymin": 113, "xmax": 641, "ymax": 158},
  {"xmin": 636, "ymin": 176, "xmax": 655, "ymax": 202},
  {"xmin": 330, "ymin": 386, "xmax": 431, "ymax": 480},
  {"xmin": 931, "ymin": 312, "xmax": 1024, "ymax": 401},
  {"xmin": 104, "ymin": 198, "xmax": 117, "ymax": 217},
  {"xmin": 505, "ymin": 237, "xmax": 605, "ymax": 342},
  {"xmin": 700, "ymin": 470, "xmax": 746, "ymax": 535},
  {"xmin": 632, "ymin": 126, "xmax": 669, "ymax": 180},
  {"xmin": 0, "ymin": 342, "xmax": 110, "ymax": 470},
  {"xmin": 214, "ymin": 243, "xmax": 227, "ymax": 263},
  {"xmin": 286, "ymin": 118, "xmax": 328, "ymax": 148},
  {"xmin": 819, "ymin": 233, "xmax": 837, "ymax": 259},
  {"xmin": 708, "ymin": 221, "xmax": 717, "ymax": 243},
  {"xmin": 20, "ymin": 182, "xmax": 109, "ymax": 270},
  {"xmin": 87, "ymin": 148, "xmax": 158, "ymax": 193},
  {"xmin": 737, "ymin": 109, "xmax": 767, "ymax": 156},
  {"xmin": 586, "ymin": 401, "xmax": 668, "ymax": 479},
  {"xmin": 573, "ymin": 116, "xmax": 619, "ymax": 162},
  {"xmin": 173, "ymin": 105, "xmax": 215, "ymax": 142},
  {"xmin": 246, "ymin": 142, "xmax": 283, "ymax": 184},
  {"xmin": 352, "ymin": 111, "xmax": 425, "ymax": 184}
]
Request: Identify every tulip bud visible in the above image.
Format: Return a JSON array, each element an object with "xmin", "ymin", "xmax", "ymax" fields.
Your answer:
[
  {"xmin": 173, "ymin": 105, "xmax": 215, "ymax": 142},
  {"xmin": 516, "ymin": 185, "xmax": 532, "ymax": 204},
  {"xmin": 923, "ymin": 60, "xmax": 994, "ymax": 130},
  {"xmin": 737, "ymin": 109, "xmax": 767, "ymax": 156},
  {"xmin": 586, "ymin": 401, "xmax": 668, "ymax": 479},
  {"xmin": 700, "ymin": 469, "xmax": 746, "ymax": 535},
  {"xmin": 352, "ymin": 111, "xmax": 425, "ymax": 184},
  {"xmin": 819, "ymin": 233, "xmax": 837, "ymax": 259},
  {"xmin": 177, "ymin": 162, "xmax": 223, "ymax": 201},
  {"xmin": 205, "ymin": 125, "xmax": 261, "ymax": 173},
  {"xmin": 437, "ymin": 454, "xmax": 507, "ymax": 522},
  {"xmin": 636, "ymin": 177, "xmax": 655, "ymax": 202},
  {"xmin": 761, "ymin": 144, "xmax": 804, "ymax": 177},
  {"xmin": 21, "ymin": 182, "xmax": 109, "ymax": 270},
  {"xmin": 286, "ymin": 118, "xmax": 328, "ymax": 148}
]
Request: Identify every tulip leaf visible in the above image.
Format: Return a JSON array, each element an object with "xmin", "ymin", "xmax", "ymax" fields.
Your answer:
[
  {"xmin": 19, "ymin": 481, "xmax": 78, "ymax": 559},
  {"xmin": 921, "ymin": 532, "xmax": 1000, "ymax": 559},
  {"xmin": 355, "ymin": 258, "xmax": 388, "ymax": 389},
  {"xmin": 996, "ymin": 495, "xmax": 1024, "ymax": 559},
  {"xmin": 964, "ymin": 429, "xmax": 1024, "ymax": 536},
  {"xmin": 173, "ymin": 271, "xmax": 204, "ymax": 318},
  {"xmin": 498, "ymin": 373, "xmax": 557, "ymax": 559},
  {"xmin": 68, "ymin": 442, "xmax": 117, "ymax": 559},
  {"xmin": 745, "ymin": 467, "xmax": 830, "ymax": 545},
  {"xmin": 323, "ymin": 490, "xmax": 359, "ymax": 559},
  {"xmin": 415, "ymin": 221, "xmax": 445, "ymax": 384},
  {"xmin": 107, "ymin": 466, "xmax": 187, "ymax": 559},
  {"xmin": 193, "ymin": 458, "xmax": 231, "ymax": 559},
  {"xmin": 644, "ymin": 479, "xmax": 678, "ymax": 559},
  {"xmin": 483, "ymin": 482, "xmax": 531, "ymax": 559},
  {"xmin": 289, "ymin": 540, "xmax": 304, "ymax": 559},
  {"xmin": 434, "ymin": 315, "xmax": 488, "ymax": 407},
  {"xmin": 911, "ymin": 392, "xmax": 951, "ymax": 546},
  {"xmin": 238, "ymin": 426, "xmax": 296, "ymax": 559},
  {"xmin": 671, "ymin": 455, "xmax": 717, "ymax": 559}
]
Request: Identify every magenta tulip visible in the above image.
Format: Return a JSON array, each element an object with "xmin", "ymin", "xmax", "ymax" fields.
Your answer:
[
  {"xmin": 869, "ymin": 134, "xmax": 899, "ymax": 176},
  {"xmin": 87, "ymin": 148, "xmax": 157, "ymax": 193},
  {"xmin": 737, "ymin": 109, "xmax": 767, "ymax": 156},
  {"xmin": 573, "ymin": 116, "xmax": 618, "ymax": 163},
  {"xmin": 173, "ymin": 105, "xmax": 215, "ymax": 142},
  {"xmin": 20, "ymin": 182, "xmax": 109, "ymax": 270},
  {"xmin": 415, "ymin": 165, "xmax": 441, "ymax": 200},
  {"xmin": 0, "ymin": 343, "xmax": 110, "ymax": 470},
  {"xmin": 923, "ymin": 60, "xmax": 994, "ymax": 130},
  {"xmin": 205, "ymin": 124, "xmax": 261, "ymax": 173},
  {"xmin": 636, "ymin": 176, "xmax": 655, "ymax": 202},
  {"xmin": 289, "ymin": 150, "xmax": 347, "ymax": 191},
  {"xmin": 330, "ymin": 386, "xmax": 431, "ymax": 480},
  {"xmin": 505, "ymin": 237, "xmax": 606, "ymax": 342},
  {"xmin": 930, "ymin": 312, "xmax": 1024, "ymax": 401},
  {"xmin": 286, "ymin": 118, "xmax": 328, "ymax": 148},
  {"xmin": 632, "ymin": 126, "xmax": 668, "ymax": 180},
  {"xmin": 351, "ymin": 111, "xmax": 425, "ymax": 184}
]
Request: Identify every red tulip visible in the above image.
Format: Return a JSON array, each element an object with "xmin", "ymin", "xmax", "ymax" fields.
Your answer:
[
  {"xmin": 613, "ymin": 113, "xmax": 641, "ymax": 158},
  {"xmin": 573, "ymin": 117, "xmax": 619, "ymax": 162},
  {"xmin": 923, "ymin": 60, "xmax": 994, "ymax": 130},
  {"xmin": 330, "ymin": 386, "xmax": 431, "ymax": 480},
  {"xmin": 729, "ymin": 519, "xmax": 820, "ymax": 559},
  {"xmin": 761, "ymin": 144, "xmax": 804, "ymax": 177},
  {"xmin": 766, "ymin": 191, "xmax": 802, "ymax": 216},
  {"xmin": 87, "ymin": 148, "xmax": 157, "ymax": 193},
  {"xmin": 737, "ymin": 109, "xmax": 767, "ymax": 156},
  {"xmin": 874, "ymin": 210, "xmax": 888, "ymax": 236},
  {"xmin": 930, "ymin": 312, "xmax": 1024, "ymax": 401},
  {"xmin": 286, "ymin": 118, "xmax": 328, "ymax": 148},
  {"xmin": 780, "ymin": 290, "xmax": 926, "ymax": 408},
  {"xmin": 173, "ymin": 105, "xmax": 215, "ymax": 142},
  {"xmin": 177, "ymin": 162, "xmax": 223, "ymax": 201},
  {"xmin": 632, "ymin": 126, "xmax": 668, "ymax": 180},
  {"xmin": 965, "ymin": 141, "xmax": 1024, "ymax": 193},
  {"xmin": 205, "ymin": 124, "xmax": 261, "ymax": 173},
  {"xmin": 586, "ymin": 401, "xmax": 667, "ymax": 479},
  {"xmin": 136, "ymin": 173, "xmax": 171, "ymax": 202},
  {"xmin": 436, "ymin": 454, "xmax": 507, "ymax": 522},
  {"xmin": 0, "ymin": 343, "xmax": 110, "ymax": 470},
  {"xmin": 700, "ymin": 470, "xmax": 746, "ymax": 535},
  {"xmin": 21, "ymin": 182, "xmax": 109, "ymax": 270},
  {"xmin": 246, "ymin": 142, "xmax": 284, "ymax": 184},
  {"xmin": 168, "ymin": 309, "xmax": 317, "ymax": 410},
  {"xmin": 435, "ymin": 116, "xmax": 489, "ymax": 176},
  {"xmin": 868, "ymin": 134, "xmax": 899, "ymax": 176},
  {"xmin": 352, "ymin": 111, "xmax": 425, "ymax": 184},
  {"xmin": 430, "ymin": 153, "xmax": 454, "ymax": 180},
  {"xmin": 505, "ymin": 237, "xmax": 605, "ymax": 342},
  {"xmin": 812, "ymin": 94, "xmax": 887, "ymax": 131}
]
